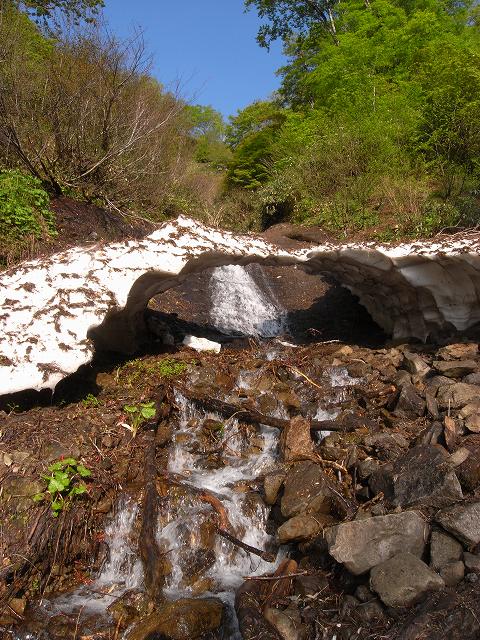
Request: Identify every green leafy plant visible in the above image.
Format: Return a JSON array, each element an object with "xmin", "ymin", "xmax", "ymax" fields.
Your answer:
[
  {"xmin": 122, "ymin": 401, "xmax": 157, "ymax": 437},
  {"xmin": 82, "ymin": 393, "xmax": 101, "ymax": 408},
  {"xmin": 117, "ymin": 357, "xmax": 189, "ymax": 387},
  {"xmin": 0, "ymin": 170, "xmax": 57, "ymax": 240},
  {"xmin": 33, "ymin": 458, "xmax": 91, "ymax": 516}
]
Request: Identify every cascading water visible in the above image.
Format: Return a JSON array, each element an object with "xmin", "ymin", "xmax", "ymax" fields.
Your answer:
[{"xmin": 209, "ymin": 264, "xmax": 287, "ymax": 337}]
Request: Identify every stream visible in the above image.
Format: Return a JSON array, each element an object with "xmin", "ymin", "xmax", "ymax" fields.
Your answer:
[{"xmin": 9, "ymin": 265, "xmax": 360, "ymax": 640}]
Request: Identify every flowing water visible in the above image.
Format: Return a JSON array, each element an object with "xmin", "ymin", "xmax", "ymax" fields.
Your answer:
[
  {"xmin": 9, "ymin": 266, "xmax": 364, "ymax": 639},
  {"xmin": 209, "ymin": 264, "xmax": 287, "ymax": 337}
]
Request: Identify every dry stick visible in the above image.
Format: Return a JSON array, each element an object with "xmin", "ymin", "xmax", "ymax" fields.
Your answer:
[
  {"xmin": 177, "ymin": 387, "xmax": 350, "ymax": 433},
  {"xmin": 243, "ymin": 571, "xmax": 309, "ymax": 581},
  {"xmin": 217, "ymin": 528, "xmax": 277, "ymax": 564}
]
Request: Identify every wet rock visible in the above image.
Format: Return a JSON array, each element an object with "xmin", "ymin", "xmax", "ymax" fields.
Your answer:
[
  {"xmin": 403, "ymin": 352, "xmax": 431, "ymax": 376},
  {"xmin": 264, "ymin": 605, "xmax": 307, "ymax": 640},
  {"xmin": 436, "ymin": 502, "xmax": 480, "ymax": 547},
  {"xmin": 370, "ymin": 552, "xmax": 445, "ymax": 608},
  {"xmin": 440, "ymin": 561, "xmax": 465, "ymax": 586},
  {"xmin": 264, "ymin": 468, "xmax": 286, "ymax": 505},
  {"xmin": 281, "ymin": 462, "xmax": 331, "ymax": 518},
  {"xmin": 393, "ymin": 382, "xmax": 425, "ymax": 418},
  {"xmin": 387, "ymin": 444, "xmax": 462, "ymax": 508},
  {"xmin": 278, "ymin": 514, "xmax": 335, "ymax": 543},
  {"xmin": 0, "ymin": 597, "xmax": 26, "ymax": 625},
  {"xmin": 464, "ymin": 552, "xmax": 480, "ymax": 571},
  {"xmin": 437, "ymin": 383, "xmax": 480, "ymax": 410},
  {"xmin": 279, "ymin": 415, "xmax": 313, "ymax": 462},
  {"xmin": 430, "ymin": 530, "xmax": 463, "ymax": 570},
  {"xmin": 433, "ymin": 360, "xmax": 478, "ymax": 378},
  {"xmin": 325, "ymin": 511, "xmax": 428, "ymax": 575},
  {"xmin": 95, "ymin": 496, "xmax": 113, "ymax": 514},
  {"xmin": 126, "ymin": 597, "xmax": 224, "ymax": 640}
]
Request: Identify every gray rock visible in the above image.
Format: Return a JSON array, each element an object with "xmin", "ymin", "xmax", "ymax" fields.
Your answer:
[
  {"xmin": 281, "ymin": 461, "xmax": 331, "ymax": 518},
  {"xmin": 295, "ymin": 573, "xmax": 329, "ymax": 597},
  {"xmin": 433, "ymin": 360, "xmax": 478, "ymax": 378},
  {"xmin": 403, "ymin": 352, "xmax": 431, "ymax": 376},
  {"xmin": 278, "ymin": 514, "xmax": 335, "ymax": 543},
  {"xmin": 393, "ymin": 382, "xmax": 425, "ymax": 418},
  {"xmin": 437, "ymin": 383, "xmax": 480, "ymax": 410},
  {"xmin": 430, "ymin": 530, "xmax": 463, "ymax": 570},
  {"xmin": 264, "ymin": 605, "xmax": 307, "ymax": 640},
  {"xmin": 370, "ymin": 552, "xmax": 445, "ymax": 608},
  {"xmin": 426, "ymin": 375, "xmax": 455, "ymax": 395},
  {"xmin": 357, "ymin": 599, "xmax": 385, "ymax": 622},
  {"xmin": 388, "ymin": 445, "xmax": 463, "ymax": 508},
  {"xmin": 436, "ymin": 502, "xmax": 480, "ymax": 547},
  {"xmin": 464, "ymin": 372, "xmax": 480, "ymax": 385},
  {"xmin": 438, "ymin": 343, "xmax": 478, "ymax": 361},
  {"xmin": 464, "ymin": 552, "xmax": 480, "ymax": 572},
  {"xmin": 439, "ymin": 561, "xmax": 464, "ymax": 587},
  {"xmin": 356, "ymin": 458, "xmax": 379, "ymax": 481},
  {"xmin": 325, "ymin": 511, "xmax": 429, "ymax": 575}
]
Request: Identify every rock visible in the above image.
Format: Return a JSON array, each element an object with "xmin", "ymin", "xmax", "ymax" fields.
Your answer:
[
  {"xmin": 358, "ymin": 599, "xmax": 386, "ymax": 622},
  {"xmin": 438, "ymin": 343, "xmax": 478, "ymax": 361},
  {"xmin": 182, "ymin": 335, "xmax": 221, "ymax": 353},
  {"xmin": 444, "ymin": 416, "xmax": 465, "ymax": 451},
  {"xmin": 324, "ymin": 511, "xmax": 429, "ymax": 575},
  {"xmin": 279, "ymin": 415, "xmax": 313, "ymax": 462},
  {"xmin": 357, "ymin": 458, "xmax": 379, "ymax": 480},
  {"xmin": 440, "ymin": 561, "xmax": 465, "ymax": 587},
  {"xmin": 264, "ymin": 469, "xmax": 286, "ymax": 505},
  {"xmin": 430, "ymin": 530, "xmax": 463, "ymax": 570},
  {"xmin": 264, "ymin": 605, "xmax": 307, "ymax": 640},
  {"xmin": 463, "ymin": 552, "xmax": 480, "ymax": 571},
  {"xmin": 370, "ymin": 552, "xmax": 445, "ymax": 608},
  {"xmin": 437, "ymin": 383, "xmax": 480, "ymax": 410},
  {"xmin": 278, "ymin": 514, "xmax": 335, "ymax": 543},
  {"xmin": 387, "ymin": 445, "xmax": 463, "ymax": 508},
  {"xmin": 436, "ymin": 502, "xmax": 480, "ymax": 547},
  {"xmin": 465, "ymin": 414, "xmax": 480, "ymax": 433},
  {"xmin": 456, "ymin": 435, "xmax": 480, "ymax": 491},
  {"xmin": 393, "ymin": 382, "xmax": 425, "ymax": 418},
  {"xmin": 464, "ymin": 372, "xmax": 480, "ymax": 385},
  {"xmin": 355, "ymin": 585, "xmax": 375, "ymax": 602},
  {"xmin": 425, "ymin": 390, "xmax": 439, "ymax": 418},
  {"xmin": 294, "ymin": 573, "xmax": 329, "ymax": 597},
  {"xmin": 126, "ymin": 597, "xmax": 224, "ymax": 640},
  {"xmin": 459, "ymin": 401, "xmax": 480, "ymax": 418},
  {"xmin": 426, "ymin": 375, "xmax": 455, "ymax": 395},
  {"xmin": 281, "ymin": 462, "xmax": 331, "ymax": 519},
  {"xmin": 403, "ymin": 352, "xmax": 431, "ymax": 376},
  {"xmin": 0, "ymin": 597, "xmax": 26, "ymax": 625},
  {"xmin": 433, "ymin": 360, "xmax": 478, "ymax": 378}
]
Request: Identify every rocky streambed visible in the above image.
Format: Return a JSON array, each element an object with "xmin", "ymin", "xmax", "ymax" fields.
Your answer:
[{"xmin": 1, "ymin": 332, "xmax": 480, "ymax": 639}]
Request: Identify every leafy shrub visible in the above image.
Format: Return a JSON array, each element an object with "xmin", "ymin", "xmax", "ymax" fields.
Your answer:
[
  {"xmin": 33, "ymin": 458, "xmax": 91, "ymax": 516},
  {"xmin": 0, "ymin": 169, "xmax": 56, "ymax": 240},
  {"xmin": 122, "ymin": 401, "xmax": 156, "ymax": 437}
]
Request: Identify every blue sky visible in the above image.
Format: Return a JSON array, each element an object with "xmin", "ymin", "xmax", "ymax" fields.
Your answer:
[{"xmin": 102, "ymin": 0, "xmax": 286, "ymax": 119}]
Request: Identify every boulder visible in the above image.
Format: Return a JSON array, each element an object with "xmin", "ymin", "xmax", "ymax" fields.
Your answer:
[
  {"xmin": 455, "ymin": 435, "xmax": 480, "ymax": 491},
  {"xmin": 430, "ymin": 530, "xmax": 463, "ymax": 571},
  {"xmin": 264, "ymin": 468, "xmax": 286, "ymax": 506},
  {"xmin": 433, "ymin": 360, "xmax": 478, "ymax": 378},
  {"xmin": 126, "ymin": 598, "xmax": 224, "ymax": 640},
  {"xmin": 438, "ymin": 343, "xmax": 478, "ymax": 361},
  {"xmin": 440, "ymin": 561, "xmax": 465, "ymax": 587},
  {"xmin": 437, "ymin": 383, "xmax": 480, "ymax": 410},
  {"xmin": 463, "ymin": 552, "xmax": 480, "ymax": 572},
  {"xmin": 264, "ymin": 605, "xmax": 307, "ymax": 640},
  {"xmin": 403, "ymin": 352, "xmax": 431, "ymax": 376},
  {"xmin": 278, "ymin": 514, "xmax": 335, "ymax": 544},
  {"xmin": 388, "ymin": 445, "xmax": 463, "ymax": 508},
  {"xmin": 279, "ymin": 415, "xmax": 314, "ymax": 462},
  {"xmin": 324, "ymin": 511, "xmax": 429, "ymax": 575},
  {"xmin": 393, "ymin": 382, "xmax": 425, "ymax": 418},
  {"xmin": 436, "ymin": 502, "xmax": 480, "ymax": 547},
  {"xmin": 281, "ymin": 462, "xmax": 331, "ymax": 518},
  {"xmin": 370, "ymin": 552, "xmax": 445, "ymax": 607}
]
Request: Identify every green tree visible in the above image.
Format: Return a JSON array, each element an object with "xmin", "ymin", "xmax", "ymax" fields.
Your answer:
[{"xmin": 9, "ymin": 0, "xmax": 104, "ymax": 21}]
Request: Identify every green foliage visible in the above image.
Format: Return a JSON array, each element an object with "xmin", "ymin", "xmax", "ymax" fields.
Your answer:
[
  {"xmin": 117, "ymin": 357, "xmax": 189, "ymax": 388},
  {"xmin": 122, "ymin": 401, "xmax": 156, "ymax": 437},
  {"xmin": 14, "ymin": 0, "xmax": 104, "ymax": 21},
  {"xmin": 33, "ymin": 458, "xmax": 91, "ymax": 516},
  {"xmin": 0, "ymin": 170, "xmax": 56, "ymax": 240},
  {"xmin": 82, "ymin": 393, "xmax": 101, "ymax": 408}
]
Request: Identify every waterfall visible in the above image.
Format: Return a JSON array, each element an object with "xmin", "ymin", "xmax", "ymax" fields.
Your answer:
[{"xmin": 209, "ymin": 264, "xmax": 286, "ymax": 337}]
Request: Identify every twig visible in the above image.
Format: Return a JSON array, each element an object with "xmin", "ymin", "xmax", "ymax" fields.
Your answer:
[
  {"xmin": 243, "ymin": 571, "xmax": 309, "ymax": 581},
  {"xmin": 286, "ymin": 366, "xmax": 323, "ymax": 390},
  {"xmin": 217, "ymin": 528, "xmax": 276, "ymax": 563}
]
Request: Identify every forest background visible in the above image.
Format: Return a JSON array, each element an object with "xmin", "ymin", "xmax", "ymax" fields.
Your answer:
[{"xmin": 1, "ymin": 0, "xmax": 479, "ymax": 265}]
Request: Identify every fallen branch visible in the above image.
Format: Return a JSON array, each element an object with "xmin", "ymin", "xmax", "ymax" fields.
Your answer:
[
  {"xmin": 177, "ymin": 387, "xmax": 351, "ymax": 433},
  {"xmin": 217, "ymin": 528, "xmax": 277, "ymax": 563}
]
